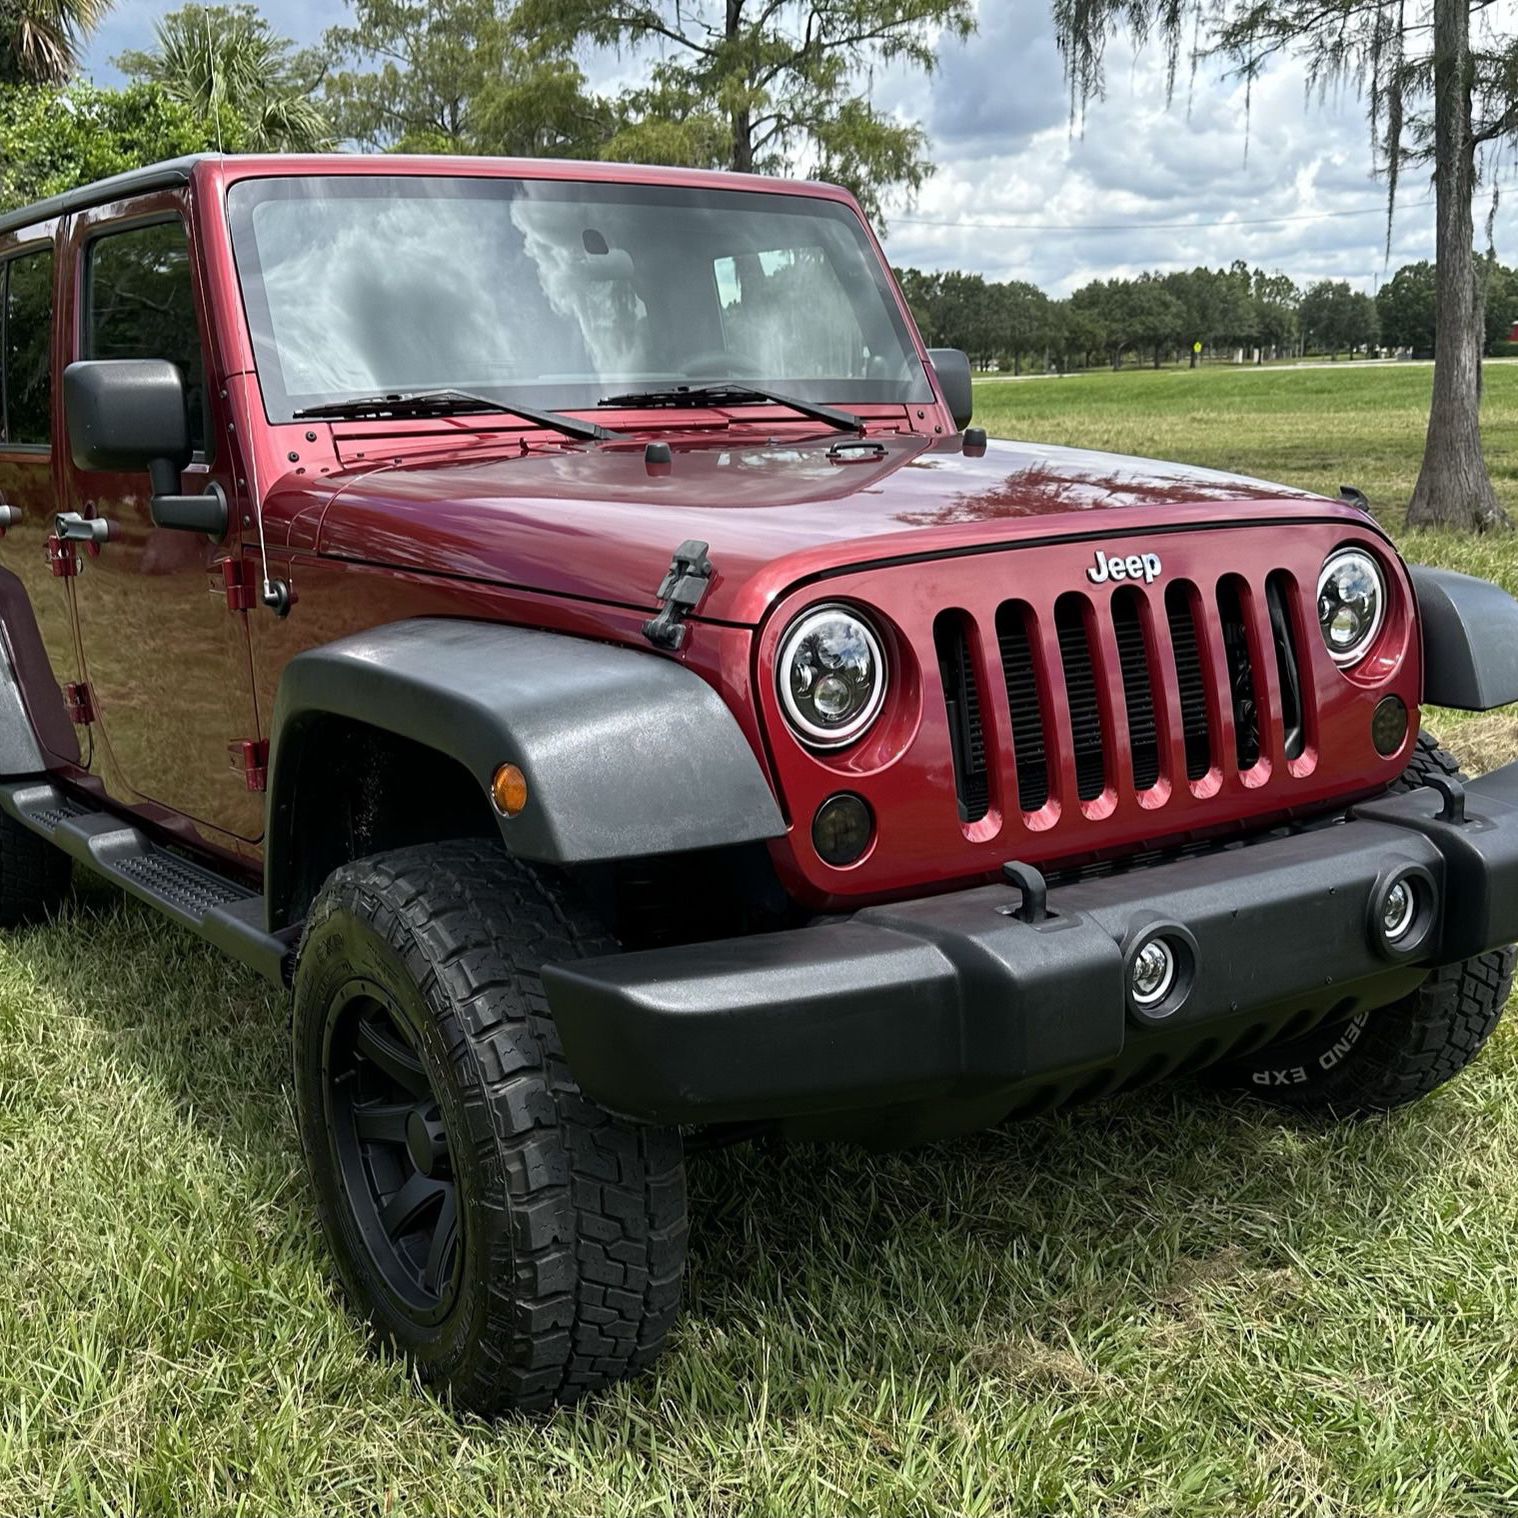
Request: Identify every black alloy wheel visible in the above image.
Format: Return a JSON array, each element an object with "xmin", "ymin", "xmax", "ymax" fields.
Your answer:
[{"xmin": 322, "ymin": 983, "xmax": 463, "ymax": 1324}]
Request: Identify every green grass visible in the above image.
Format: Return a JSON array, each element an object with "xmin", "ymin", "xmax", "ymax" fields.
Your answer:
[{"xmin": 7, "ymin": 362, "xmax": 1518, "ymax": 1515}]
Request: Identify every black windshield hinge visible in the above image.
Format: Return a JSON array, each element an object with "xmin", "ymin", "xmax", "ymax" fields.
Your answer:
[{"xmin": 643, "ymin": 539, "xmax": 714, "ymax": 651}]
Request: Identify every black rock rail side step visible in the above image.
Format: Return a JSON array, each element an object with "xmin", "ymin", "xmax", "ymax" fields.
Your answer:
[{"xmin": 0, "ymin": 779, "xmax": 296, "ymax": 984}]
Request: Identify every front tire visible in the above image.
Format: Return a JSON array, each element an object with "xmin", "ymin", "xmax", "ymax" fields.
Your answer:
[
  {"xmin": 1216, "ymin": 730, "xmax": 1514, "ymax": 1114},
  {"xmin": 292, "ymin": 841, "xmax": 687, "ymax": 1414}
]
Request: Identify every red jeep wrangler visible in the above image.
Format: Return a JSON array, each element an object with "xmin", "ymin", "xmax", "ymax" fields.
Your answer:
[{"xmin": 1, "ymin": 153, "xmax": 1517, "ymax": 1413}]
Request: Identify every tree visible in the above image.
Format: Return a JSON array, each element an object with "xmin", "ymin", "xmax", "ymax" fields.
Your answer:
[
  {"xmin": 116, "ymin": 3, "xmax": 330, "ymax": 152},
  {"xmin": 320, "ymin": 0, "xmax": 610, "ymax": 157},
  {"xmin": 1252, "ymin": 270, "xmax": 1300, "ymax": 359},
  {"xmin": 1299, "ymin": 280, "xmax": 1379, "ymax": 356},
  {"xmin": 517, "ymin": 0, "xmax": 975, "ymax": 224},
  {"xmin": 1, "ymin": 0, "xmax": 111, "ymax": 83},
  {"xmin": 0, "ymin": 82, "xmax": 247, "ymax": 210},
  {"xmin": 1377, "ymin": 261, "xmax": 1439, "ymax": 353},
  {"xmin": 1052, "ymin": 0, "xmax": 1516, "ymax": 530}
]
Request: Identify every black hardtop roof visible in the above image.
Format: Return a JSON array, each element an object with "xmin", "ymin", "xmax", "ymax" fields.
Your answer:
[{"xmin": 0, "ymin": 155, "xmax": 206, "ymax": 239}]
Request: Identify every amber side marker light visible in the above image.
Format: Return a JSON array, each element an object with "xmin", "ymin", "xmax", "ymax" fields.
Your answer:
[{"xmin": 491, "ymin": 763, "xmax": 528, "ymax": 817}]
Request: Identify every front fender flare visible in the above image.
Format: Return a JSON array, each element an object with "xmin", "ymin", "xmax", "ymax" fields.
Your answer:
[
  {"xmin": 268, "ymin": 618, "xmax": 785, "ymax": 911},
  {"xmin": 1410, "ymin": 564, "xmax": 1518, "ymax": 710}
]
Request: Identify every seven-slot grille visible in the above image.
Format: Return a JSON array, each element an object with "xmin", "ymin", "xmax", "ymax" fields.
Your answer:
[{"xmin": 937, "ymin": 570, "xmax": 1306, "ymax": 824}]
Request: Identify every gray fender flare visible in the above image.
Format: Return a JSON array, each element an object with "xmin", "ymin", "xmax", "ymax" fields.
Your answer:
[
  {"xmin": 0, "ymin": 635, "xmax": 48, "ymax": 776},
  {"xmin": 1409, "ymin": 564, "xmax": 1518, "ymax": 710},
  {"xmin": 0, "ymin": 565, "xmax": 77, "ymax": 775},
  {"xmin": 268, "ymin": 617, "xmax": 786, "ymax": 906}
]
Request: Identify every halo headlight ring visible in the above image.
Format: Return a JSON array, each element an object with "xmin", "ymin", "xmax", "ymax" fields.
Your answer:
[
  {"xmin": 1317, "ymin": 546, "xmax": 1388, "ymax": 667},
  {"xmin": 776, "ymin": 603, "xmax": 889, "ymax": 750}
]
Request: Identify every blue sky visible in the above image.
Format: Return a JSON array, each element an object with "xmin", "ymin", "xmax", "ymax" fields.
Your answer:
[{"xmin": 79, "ymin": 0, "xmax": 1518, "ymax": 298}]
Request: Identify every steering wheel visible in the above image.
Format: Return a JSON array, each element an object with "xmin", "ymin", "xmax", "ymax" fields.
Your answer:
[{"xmin": 682, "ymin": 349, "xmax": 765, "ymax": 379}]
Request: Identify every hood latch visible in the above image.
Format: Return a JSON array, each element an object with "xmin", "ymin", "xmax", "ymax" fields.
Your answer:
[{"xmin": 643, "ymin": 539, "xmax": 713, "ymax": 651}]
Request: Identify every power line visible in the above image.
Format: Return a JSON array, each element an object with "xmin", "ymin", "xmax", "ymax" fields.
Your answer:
[{"xmin": 892, "ymin": 197, "xmax": 1437, "ymax": 234}]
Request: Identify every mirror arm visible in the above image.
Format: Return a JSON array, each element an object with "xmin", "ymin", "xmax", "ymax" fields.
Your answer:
[
  {"xmin": 150, "ymin": 481, "xmax": 227, "ymax": 541},
  {"xmin": 147, "ymin": 456, "xmax": 183, "ymax": 499}
]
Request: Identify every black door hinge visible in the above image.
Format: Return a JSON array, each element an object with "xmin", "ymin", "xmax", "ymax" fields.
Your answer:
[
  {"xmin": 64, "ymin": 681, "xmax": 94, "ymax": 725},
  {"xmin": 643, "ymin": 539, "xmax": 713, "ymax": 651}
]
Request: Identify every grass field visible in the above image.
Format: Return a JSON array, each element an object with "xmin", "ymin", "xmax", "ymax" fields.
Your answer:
[{"xmin": 5, "ymin": 363, "xmax": 1518, "ymax": 1515}]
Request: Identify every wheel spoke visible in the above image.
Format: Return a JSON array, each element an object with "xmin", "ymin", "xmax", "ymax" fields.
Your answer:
[
  {"xmin": 423, "ymin": 1186, "xmax": 459, "ymax": 1294},
  {"xmin": 354, "ymin": 1019, "xmax": 430, "ymax": 1098},
  {"xmin": 380, "ymin": 1171, "xmax": 446, "ymax": 1240},
  {"xmin": 353, "ymin": 1101, "xmax": 411, "ymax": 1145}
]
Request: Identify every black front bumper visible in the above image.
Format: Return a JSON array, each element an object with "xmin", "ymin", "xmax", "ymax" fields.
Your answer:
[{"xmin": 544, "ymin": 761, "xmax": 1518, "ymax": 1139}]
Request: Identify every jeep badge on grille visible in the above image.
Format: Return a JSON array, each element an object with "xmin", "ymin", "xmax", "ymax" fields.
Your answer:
[{"xmin": 1087, "ymin": 549, "xmax": 1162, "ymax": 584}]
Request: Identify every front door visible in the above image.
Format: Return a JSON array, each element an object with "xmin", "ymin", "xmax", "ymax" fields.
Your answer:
[{"xmin": 63, "ymin": 209, "xmax": 263, "ymax": 845}]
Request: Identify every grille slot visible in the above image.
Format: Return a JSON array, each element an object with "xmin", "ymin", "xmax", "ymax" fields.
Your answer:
[
  {"xmin": 996, "ymin": 601, "xmax": 1049, "ymax": 812},
  {"xmin": 1218, "ymin": 577, "xmax": 1260, "ymax": 771},
  {"xmin": 1055, "ymin": 594, "xmax": 1106, "ymax": 802},
  {"xmin": 1165, "ymin": 583, "xmax": 1213, "ymax": 781},
  {"xmin": 1112, "ymin": 588, "xmax": 1161, "ymax": 791},
  {"xmin": 1266, "ymin": 571, "xmax": 1306, "ymax": 761},
  {"xmin": 934, "ymin": 611, "xmax": 990, "ymax": 823}
]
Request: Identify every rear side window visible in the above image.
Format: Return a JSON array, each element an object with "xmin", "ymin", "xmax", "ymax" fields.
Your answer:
[
  {"xmin": 2, "ymin": 247, "xmax": 54, "ymax": 446},
  {"xmin": 85, "ymin": 220, "xmax": 209, "ymax": 453}
]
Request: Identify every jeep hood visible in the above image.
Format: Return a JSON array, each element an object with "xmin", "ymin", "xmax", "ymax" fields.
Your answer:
[{"xmin": 300, "ymin": 432, "xmax": 1357, "ymax": 626}]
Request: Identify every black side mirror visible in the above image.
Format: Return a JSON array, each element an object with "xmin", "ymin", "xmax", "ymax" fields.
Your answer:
[
  {"xmin": 926, "ymin": 348, "xmax": 974, "ymax": 431},
  {"xmin": 63, "ymin": 359, "xmax": 226, "ymax": 538}
]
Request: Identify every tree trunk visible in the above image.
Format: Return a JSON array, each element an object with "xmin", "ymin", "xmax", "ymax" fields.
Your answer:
[
  {"xmin": 1406, "ymin": 0, "xmax": 1510, "ymax": 530},
  {"xmin": 727, "ymin": 0, "xmax": 753, "ymax": 172},
  {"xmin": 731, "ymin": 106, "xmax": 753, "ymax": 171}
]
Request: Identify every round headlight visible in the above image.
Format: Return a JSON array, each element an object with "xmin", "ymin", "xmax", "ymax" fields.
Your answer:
[
  {"xmin": 1317, "ymin": 548, "xmax": 1386, "ymax": 665},
  {"xmin": 777, "ymin": 605, "xmax": 888, "ymax": 748}
]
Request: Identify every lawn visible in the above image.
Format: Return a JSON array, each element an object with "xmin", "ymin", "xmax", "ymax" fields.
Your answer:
[{"xmin": 5, "ymin": 362, "xmax": 1518, "ymax": 1515}]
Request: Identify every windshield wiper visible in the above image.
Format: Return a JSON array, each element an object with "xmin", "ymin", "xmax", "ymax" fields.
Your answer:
[
  {"xmin": 293, "ymin": 388, "xmax": 625, "ymax": 441},
  {"xmin": 599, "ymin": 383, "xmax": 864, "ymax": 435}
]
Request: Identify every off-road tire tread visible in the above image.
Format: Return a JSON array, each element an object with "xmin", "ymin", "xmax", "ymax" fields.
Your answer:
[
  {"xmin": 298, "ymin": 840, "xmax": 685, "ymax": 1413},
  {"xmin": 1388, "ymin": 731, "xmax": 1464, "ymax": 795},
  {"xmin": 1220, "ymin": 730, "xmax": 1514, "ymax": 1114},
  {"xmin": 0, "ymin": 808, "xmax": 69, "ymax": 927}
]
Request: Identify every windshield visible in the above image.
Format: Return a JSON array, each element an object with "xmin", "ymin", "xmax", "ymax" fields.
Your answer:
[{"xmin": 225, "ymin": 174, "xmax": 932, "ymax": 423}]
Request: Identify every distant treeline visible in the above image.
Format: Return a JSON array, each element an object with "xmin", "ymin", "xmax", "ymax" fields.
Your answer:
[{"xmin": 894, "ymin": 259, "xmax": 1518, "ymax": 372}]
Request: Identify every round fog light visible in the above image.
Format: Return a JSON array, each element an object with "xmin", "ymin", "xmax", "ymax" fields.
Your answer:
[
  {"xmin": 1382, "ymin": 878, "xmax": 1415, "ymax": 942},
  {"xmin": 1131, "ymin": 937, "xmax": 1176, "ymax": 1009},
  {"xmin": 1372, "ymin": 695, "xmax": 1409, "ymax": 758},
  {"xmin": 812, "ymin": 792, "xmax": 873, "ymax": 866}
]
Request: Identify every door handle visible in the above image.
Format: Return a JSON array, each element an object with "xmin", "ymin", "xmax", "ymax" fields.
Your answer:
[{"xmin": 54, "ymin": 512, "xmax": 110, "ymax": 544}]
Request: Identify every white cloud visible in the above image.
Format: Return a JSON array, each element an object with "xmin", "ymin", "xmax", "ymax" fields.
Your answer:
[
  {"xmin": 881, "ymin": 0, "xmax": 1517, "ymax": 294},
  {"xmin": 78, "ymin": 0, "xmax": 1518, "ymax": 296}
]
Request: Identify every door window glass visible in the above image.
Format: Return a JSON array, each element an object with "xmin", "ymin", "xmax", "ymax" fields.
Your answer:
[
  {"xmin": 3, "ymin": 248, "xmax": 53, "ymax": 446},
  {"xmin": 86, "ymin": 220, "xmax": 209, "ymax": 453}
]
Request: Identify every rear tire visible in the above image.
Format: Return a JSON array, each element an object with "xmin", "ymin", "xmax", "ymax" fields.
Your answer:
[
  {"xmin": 1214, "ymin": 730, "xmax": 1513, "ymax": 1114},
  {"xmin": 292, "ymin": 840, "xmax": 687, "ymax": 1414},
  {"xmin": 0, "ymin": 808, "xmax": 70, "ymax": 927}
]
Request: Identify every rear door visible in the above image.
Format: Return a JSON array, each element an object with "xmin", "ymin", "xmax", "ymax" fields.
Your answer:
[
  {"xmin": 62, "ymin": 202, "xmax": 263, "ymax": 845},
  {"xmin": 0, "ymin": 233, "xmax": 86, "ymax": 766}
]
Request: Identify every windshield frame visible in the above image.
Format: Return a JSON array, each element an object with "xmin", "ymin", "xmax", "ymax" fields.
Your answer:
[{"xmin": 224, "ymin": 171, "xmax": 933, "ymax": 425}]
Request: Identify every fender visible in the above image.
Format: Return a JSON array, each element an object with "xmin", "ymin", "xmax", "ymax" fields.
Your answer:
[
  {"xmin": 1409, "ymin": 564, "xmax": 1518, "ymax": 710},
  {"xmin": 268, "ymin": 618, "xmax": 786, "ymax": 917},
  {"xmin": 0, "ymin": 566, "xmax": 79, "ymax": 775}
]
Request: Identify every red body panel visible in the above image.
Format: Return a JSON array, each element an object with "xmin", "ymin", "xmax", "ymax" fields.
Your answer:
[{"xmin": 0, "ymin": 153, "xmax": 1424, "ymax": 909}]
